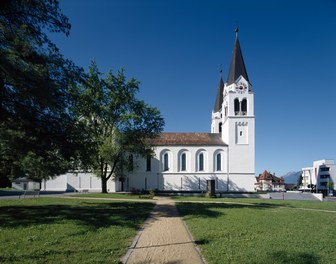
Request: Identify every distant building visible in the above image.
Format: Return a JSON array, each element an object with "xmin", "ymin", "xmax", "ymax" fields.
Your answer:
[
  {"xmin": 301, "ymin": 159, "xmax": 335, "ymax": 195},
  {"xmin": 12, "ymin": 177, "xmax": 40, "ymax": 191},
  {"xmin": 255, "ymin": 170, "xmax": 285, "ymax": 192}
]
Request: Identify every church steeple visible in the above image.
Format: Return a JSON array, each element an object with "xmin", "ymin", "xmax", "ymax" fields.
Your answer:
[
  {"xmin": 226, "ymin": 27, "xmax": 249, "ymax": 85},
  {"xmin": 213, "ymin": 66, "xmax": 224, "ymax": 112}
]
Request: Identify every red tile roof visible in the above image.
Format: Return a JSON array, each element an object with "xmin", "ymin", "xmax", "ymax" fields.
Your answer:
[
  {"xmin": 256, "ymin": 170, "xmax": 284, "ymax": 183},
  {"xmin": 148, "ymin": 133, "xmax": 227, "ymax": 146}
]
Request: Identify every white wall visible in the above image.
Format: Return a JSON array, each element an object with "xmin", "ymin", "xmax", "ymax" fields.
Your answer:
[
  {"xmin": 42, "ymin": 172, "xmax": 117, "ymax": 192},
  {"xmin": 127, "ymin": 144, "xmax": 256, "ymax": 192}
]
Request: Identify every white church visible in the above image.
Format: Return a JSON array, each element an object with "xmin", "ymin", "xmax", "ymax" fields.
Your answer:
[{"xmin": 42, "ymin": 28, "xmax": 256, "ymax": 192}]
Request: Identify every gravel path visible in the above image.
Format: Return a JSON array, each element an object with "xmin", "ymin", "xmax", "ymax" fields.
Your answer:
[{"xmin": 123, "ymin": 196, "xmax": 206, "ymax": 264}]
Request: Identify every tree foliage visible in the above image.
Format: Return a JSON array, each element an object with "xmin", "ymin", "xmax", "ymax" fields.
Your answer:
[
  {"xmin": 0, "ymin": 0, "xmax": 85, "ymax": 180},
  {"xmin": 75, "ymin": 61, "xmax": 164, "ymax": 193}
]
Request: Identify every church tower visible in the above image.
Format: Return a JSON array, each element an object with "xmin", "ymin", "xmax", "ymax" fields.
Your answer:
[
  {"xmin": 212, "ymin": 27, "xmax": 255, "ymax": 190},
  {"xmin": 211, "ymin": 68, "xmax": 224, "ymax": 134}
]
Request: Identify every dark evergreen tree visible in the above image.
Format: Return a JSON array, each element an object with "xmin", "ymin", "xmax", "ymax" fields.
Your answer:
[{"xmin": 0, "ymin": 0, "xmax": 85, "ymax": 180}]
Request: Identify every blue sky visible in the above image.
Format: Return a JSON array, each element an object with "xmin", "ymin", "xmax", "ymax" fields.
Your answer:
[{"xmin": 53, "ymin": 0, "xmax": 336, "ymax": 176}]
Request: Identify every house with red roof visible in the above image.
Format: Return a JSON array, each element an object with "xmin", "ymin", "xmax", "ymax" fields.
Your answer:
[{"xmin": 255, "ymin": 170, "xmax": 285, "ymax": 192}]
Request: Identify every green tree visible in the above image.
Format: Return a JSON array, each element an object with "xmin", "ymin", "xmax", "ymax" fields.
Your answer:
[
  {"xmin": 297, "ymin": 174, "xmax": 303, "ymax": 188},
  {"xmin": 0, "ymin": 0, "xmax": 85, "ymax": 180},
  {"xmin": 327, "ymin": 181, "xmax": 334, "ymax": 193},
  {"xmin": 75, "ymin": 61, "xmax": 164, "ymax": 193}
]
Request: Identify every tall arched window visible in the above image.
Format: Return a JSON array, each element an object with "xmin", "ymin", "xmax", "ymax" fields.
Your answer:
[
  {"xmin": 241, "ymin": 99, "xmax": 247, "ymax": 115},
  {"xmin": 199, "ymin": 153, "xmax": 204, "ymax": 171},
  {"xmin": 234, "ymin": 98, "xmax": 240, "ymax": 115},
  {"xmin": 181, "ymin": 153, "xmax": 186, "ymax": 171},
  {"xmin": 219, "ymin": 122, "xmax": 222, "ymax": 133},
  {"xmin": 163, "ymin": 153, "xmax": 169, "ymax": 171},
  {"xmin": 128, "ymin": 154, "xmax": 133, "ymax": 171},
  {"xmin": 216, "ymin": 153, "xmax": 221, "ymax": 171},
  {"xmin": 146, "ymin": 155, "xmax": 151, "ymax": 171}
]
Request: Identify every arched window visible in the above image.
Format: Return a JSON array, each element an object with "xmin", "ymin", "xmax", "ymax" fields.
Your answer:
[
  {"xmin": 163, "ymin": 153, "xmax": 169, "ymax": 171},
  {"xmin": 216, "ymin": 153, "xmax": 221, "ymax": 171},
  {"xmin": 241, "ymin": 99, "xmax": 247, "ymax": 115},
  {"xmin": 128, "ymin": 154, "xmax": 133, "ymax": 171},
  {"xmin": 146, "ymin": 155, "xmax": 151, "ymax": 171},
  {"xmin": 199, "ymin": 153, "xmax": 204, "ymax": 171},
  {"xmin": 234, "ymin": 98, "xmax": 240, "ymax": 115},
  {"xmin": 181, "ymin": 153, "xmax": 186, "ymax": 171},
  {"xmin": 219, "ymin": 122, "xmax": 222, "ymax": 133}
]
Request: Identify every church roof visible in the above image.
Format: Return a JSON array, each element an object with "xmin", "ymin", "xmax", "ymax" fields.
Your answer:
[
  {"xmin": 213, "ymin": 74, "xmax": 224, "ymax": 112},
  {"xmin": 226, "ymin": 28, "xmax": 249, "ymax": 85},
  {"xmin": 149, "ymin": 133, "xmax": 227, "ymax": 146}
]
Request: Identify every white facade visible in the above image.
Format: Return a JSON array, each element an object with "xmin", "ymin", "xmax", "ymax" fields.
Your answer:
[
  {"xmin": 41, "ymin": 172, "xmax": 116, "ymax": 192},
  {"xmin": 127, "ymin": 143, "xmax": 255, "ymax": 192},
  {"xmin": 221, "ymin": 77, "xmax": 255, "ymax": 177},
  {"xmin": 12, "ymin": 178, "xmax": 40, "ymax": 190},
  {"xmin": 301, "ymin": 159, "xmax": 336, "ymax": 194},
  {"xmin": 301, "ymin": 166, "xmax": 314, "ymax": 190}
]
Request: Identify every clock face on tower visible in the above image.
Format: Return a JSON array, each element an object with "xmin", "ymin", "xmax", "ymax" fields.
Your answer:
[{"xmin": 236, "ymin": 82, "xmax": 247, "ymax": 94}]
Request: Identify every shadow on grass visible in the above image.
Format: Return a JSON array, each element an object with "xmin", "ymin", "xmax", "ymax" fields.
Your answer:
[
  {"xmin": 194, "ymin": 239, "xmax": 210, "ymax": 245},
  {"xmin": 0, "ymin": 201, "xmax": 154, "ymax": 230},
  {"xmin": 176, "ymin": 202, "xmax": 287, "ymax": 219},
  {"xmin": 270, "ymin": 251, "xmax": 319, "ymax": 264}
]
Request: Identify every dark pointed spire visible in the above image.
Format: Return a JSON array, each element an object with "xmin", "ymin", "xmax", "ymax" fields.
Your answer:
[
  {"xmin": 226, "ymin": 27, "xmax": 249, "ymax": 85},
  {"xmin": 213, "ymin": 66, "xmax": 224, "ymax": 112}
]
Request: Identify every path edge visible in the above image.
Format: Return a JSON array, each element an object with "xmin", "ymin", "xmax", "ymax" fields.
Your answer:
[
  {"xmin": 176, "ymin": 202, "xmax": 208, "ymax": 264},
  {"xmin": 122, "ymin": 201, "xmax": 159, "ymax": 263}
]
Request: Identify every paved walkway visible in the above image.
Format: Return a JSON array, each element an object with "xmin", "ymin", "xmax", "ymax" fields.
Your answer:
[{"xmin": 123, "ymin": 197, "xmax": 206, "ymax": 264}]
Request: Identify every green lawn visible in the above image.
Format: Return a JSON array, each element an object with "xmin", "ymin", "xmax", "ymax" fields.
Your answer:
[
  {"xmin": 176, "ymin": 200, "xmax": 336, "ymax": 264},
  {"xmin": 0, "ymin": 188, "xmax": 14, "ymax": 191},
  {"xmin": 0, "ymin": 198, "xmax": 154, "ymax": 263},
  {"xmin": 173, "ymin": 196, "xmax": 336, "ymax": 210}
]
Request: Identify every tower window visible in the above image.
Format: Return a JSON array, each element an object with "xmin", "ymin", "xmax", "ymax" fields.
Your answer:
[
  {"xmin": 234, "ymin": 98, "xmax": 239, "ymax": 115},
  {"xmin": 240, "ymin": 131, "xmax": 243, "ymax": 136},
  {"xmin": 242, "ymin": 99, "xmax": 247, "ymax": 115},
  {"xmin": 219, "ymin": 122, "xmax": 222, "ymax": 133}
]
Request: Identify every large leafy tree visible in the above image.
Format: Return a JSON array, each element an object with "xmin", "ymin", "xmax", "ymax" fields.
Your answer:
[
  {"xmin": 0, "ymin": 0, "xmax": 85, "ymax": 180},
  {"xmin": 75, "ymin": 61, "xmax": 164, "ymax": 193}
]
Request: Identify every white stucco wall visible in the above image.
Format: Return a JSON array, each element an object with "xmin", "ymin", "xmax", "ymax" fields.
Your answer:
[
  {"xmin": 42, "ymin": 172, "xmax": 117, "ymax": 192},
  {"xmin": 127, "ymin": 144, "xmax": 256, "ymax": 192}
]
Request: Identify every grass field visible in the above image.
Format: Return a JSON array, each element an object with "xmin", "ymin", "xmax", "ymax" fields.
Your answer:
[
  {"xmin": 176, "ymin": 199, "xmax": 336, "ymax": 264},
  {"xmin": 173, "ymin": 196, "xmax": 336, "ymax": 210},
  {"xmin": 0, "ymin": 198, "xmax": 154, "ymax": 263}
]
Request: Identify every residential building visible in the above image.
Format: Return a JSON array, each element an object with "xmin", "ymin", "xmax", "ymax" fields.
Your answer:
[
  {"xmin": 301, "ymin": 159, "xmax": 336, "ymax": 195},
  {"xmin": 255, "ymin": 170, "xmax": 285, "ymax": 192}
]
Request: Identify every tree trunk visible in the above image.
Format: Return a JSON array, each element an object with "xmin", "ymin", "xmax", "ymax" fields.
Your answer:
[
  {"xmin": 121, "ymin": 179, "xmax": 124, "ymax": 192},
  {"xmin": 101, "ymin": 175, "xmax": 108, "ymax": 193}
]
